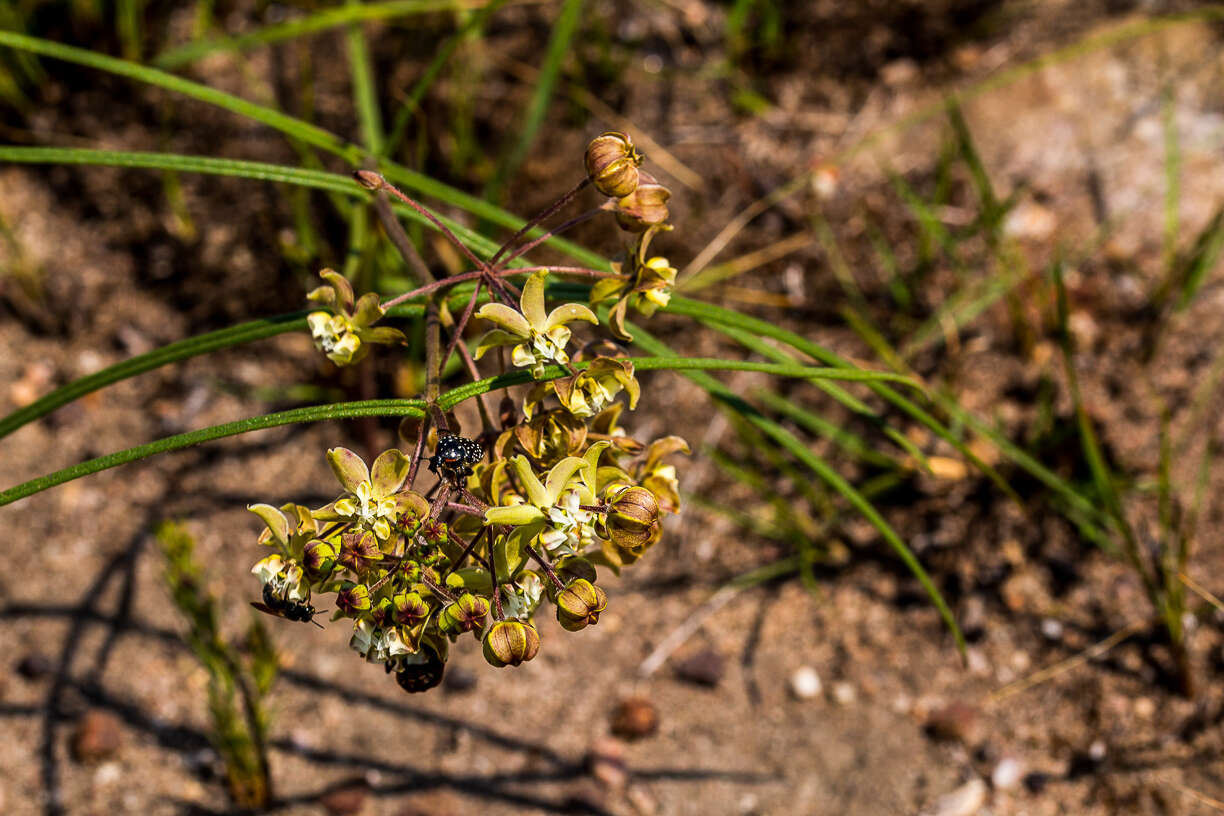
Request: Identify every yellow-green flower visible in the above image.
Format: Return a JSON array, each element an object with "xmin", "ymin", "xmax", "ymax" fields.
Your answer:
[
  {"xmin": 313, "ymin": 447, "xmax": 420, "ymax": 543},
  {"xmin": 306, "ymin": 269, "xmax": 406, "ymax": 366},
  {"xmin": 589, "ymin": 225, "xmax": 676, "ymax": 341},
  {"xmin": 475, "ymin": 271, "xmax": 597, "ymax": 378}
]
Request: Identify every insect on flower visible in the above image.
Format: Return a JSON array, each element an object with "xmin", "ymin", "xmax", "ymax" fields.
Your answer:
[
  {"xmin": 251, "ymin": 583, "xmax": 325, "ymax": 629},
  {"xmin": 428, "ymin": 434, "xmax": 484, "ymax": 487}
]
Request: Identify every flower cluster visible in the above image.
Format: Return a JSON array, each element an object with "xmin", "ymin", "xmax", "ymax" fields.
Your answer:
[{"xmin": 251, "ymin": 132, "xmax": 685, "ymax": 692}]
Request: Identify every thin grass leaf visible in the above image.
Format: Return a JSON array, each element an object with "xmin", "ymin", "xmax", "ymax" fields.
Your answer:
[
  {"xmin": 0, "ymin": 31, "xmax": 357, "ymax": 159},
  {"xmin": 346, "ymin": 0, "xmax": 385, "ymax": 157},
  {"xmin": 0, "ymin": 399, "xmax": 427, "ymax": 507},
  {"xmin": 153, "ymin": 0, "xmax": 493, "ymax": 70},
  {"xmin": 0, "ymin": 311, "xmax": 310, "ymax": 440},
  {"xmin": 667, "ymin": 295, "xmax": 1016, "ymax": 500},
  {"xmin": 696, "ymin": 319, "xmax": 932, "ymax": 467},
  {"xmin": 383, "ymin": 0, "xmax": 509, "ymax": 158},
  {"xmin": 485, "ymin": 0, "xmax": 583, "ymax": 203},
  {"xmin": 0, "ymin": 31, "xmax": 606, "ymax": 269},
  {"xmin": 945, "ymin": 98, "xmax": 1000, "ymax": 225},
  {"xmin": 1162, "ymin": 84, "xmax": 1181, "ymax": 276},
  {"xmin": 752, "ymin": 389, "xmax": 899, "ymax": 470},
  {"xmin": 1174, "ymin": 207, "xmax": 1224, "ymax": 311},
  {"xmin": 628, "ymin": 324, "xmax": 965, "ymax": 657}
]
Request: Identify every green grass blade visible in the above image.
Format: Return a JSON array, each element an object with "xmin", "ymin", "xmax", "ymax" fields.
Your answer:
[
  {"xmin": 384, "ymin": 0, "xmax": 509, "ymax": 158},
  {"xmin": 753, "ymin": 388, "xmax": 899, "ymax": 470},
  {"xmin": 0, "ymin": 30, "xmax": 357, "ymax": 161},
  {"xmin": 707, "ymin": 319, "xmax": 930, "ymax": 467},
  {"xmin": 0, "ymin": 145, "xmax": 359, "ymax": 192},
  {"xmin": 0, "ymin": 399, "xmax": 427, "ymax": 507},
  {"xmin": 668, "ymin": 295, "xmax": 1016, "ymax": 500},
  {"xmin": 0, "ymin": 31, "xmax": 606, "ymax": 269},
  {"xmin": 346, "ymin": 0, "xmax": 385, "ymax": 157},
  {"xmin": 629, "ymin": 324, "xmax": 965, "ymax": 656},
  {"xmin": 485, "ymin": 0, "xmax": 583, "ymax": 203},
  {"xmin": 0, "ymin": 311, "xmax": 310, "ymax": 440},
  {"xmin": 154, "ymin": 0, "xmax": 481, "ymax": 69}
]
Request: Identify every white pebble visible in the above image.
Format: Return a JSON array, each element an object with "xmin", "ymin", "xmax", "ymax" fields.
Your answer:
[
  {"xmin": 788, "ymin": 666, "xmax": 822, "ymax": 700},
  {"xmin": 926, "ymin": 778, "xmax": 987, "ymax": 816},
  {"xmin": 991, "ymin": 756, "xmax": 1024, "ymax": 790},
  {"xmin": 1088, "ymin": 739, "xmax": 1106, "ymax": 761},
  {"xmin": 831, "ymin": 682, "xmax": 856, "ymax": 705},
  {"xmin": 1040, "ymin": 618, "xmax": 1064, "ymax": 640}
]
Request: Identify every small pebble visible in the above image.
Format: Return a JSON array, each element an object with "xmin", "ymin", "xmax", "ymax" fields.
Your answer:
[
  {"xmin": 925, "ymin": 702, "xmax": 981, "ymax": 745},
  {"xmin": 1088, "ymin": 739, "xmax": 1106, "ymax": 762},
  {"xmin": 927, "ymin": 778, "xmax": 987, "ymax": 816},
  {"xmin": 788, "ymin": 666, "xmax": 822, "ymax": 700},
  {"xmin": 674, "ymin": 648, "xmax": 724, "ymax": 688},
  {"xmin": 610, "ymin": 696, "xmax": 659, "ymax": 741},
  {"xmin": 831, "ymin": 682, "xmax": 856, "ymax": 705},
  {"xmin": 991, "ymin": 756, "xmax": 1024, "ymax": 790},
  {"xmin": 1040, "ymin": 618, "xmax": 1064, "ymax": 640},
  {"xmin": 320, "ymin": 778, "xmax": 368, "ymax": 816},
  {"xmin": 70, "ymin": 710, "xmax": 122, "ymax": 763}
]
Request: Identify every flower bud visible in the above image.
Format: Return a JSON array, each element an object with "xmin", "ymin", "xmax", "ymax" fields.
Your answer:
[
  {"xmin": 585, "ymin": 131, "xmax": 642, "ymax": 198},
  {"xmin": 606, "ymin": 486, "xmax": 661, "ymax": 553},
  {"xmin": 555, "ymin": 579, "xmax": 608, "ymax": 631},
  {"xmin": 392, "ymin": 591, "xmax": 430, "ymax": 628},
  {"xmin": 338, "ymin": 530, "xmax": 380, "ymax": 573},
  {"xmin": 302, "ymin": 538, "xmax": 338, "ymax": 579},
  {"xmin": 335, "ymin": 582, "xmax": 371, "ymax": 616},
  {"xmin": 482, "ymin": 620, "xmax": 541, "ymax": 668},
  {"xmin": 438, "ymin": 593, "xmax": 490, "ymax": 636},
  {"xmin": 614, "ymin": 172, "xmax": 670, "ymax": 233}
]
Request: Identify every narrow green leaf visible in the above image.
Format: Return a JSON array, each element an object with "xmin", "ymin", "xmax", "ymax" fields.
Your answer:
[
  {"xmin": 0, "ymin": 399, "xmax": 426, "ymax": 507},
  {"xmin": 486, "ymin": 0, "xmax": 583, "ymax": 202},
  {"xmin": 628, "ymin": 323, "xmax": 966, "ymax": 657},
  {"xmin": 154, "ymin": 0, "xmax": 481, "ymax": 69}
]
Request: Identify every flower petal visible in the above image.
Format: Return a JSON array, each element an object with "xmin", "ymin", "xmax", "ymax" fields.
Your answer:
[
  {"xmin": 544, "ymin": 456, "xmax": 588, "ymax": 505},
  {"xmin": 476, "ymin": 303, "xmax": 531, "ymax": 336},
  {"xmin": 510, "ymin": 456, "xmax": 550, "ymax": 508},
  {"xmin": 319, "ymin": 269, "xmax": 354, "ymax": 314},
  {"xmin": 351, "ymin": 292, "xmax": 384, "ymax": 328},
  {"xmin": 370, "ymin": 448, "xmax": 410, "ymax": 498},
  {"xmin": 327, "ymin": 447, "xmax": 370, "ymax": 493},
  {"xmin": 474, "ymin": 329, "xmax": 527, "ymax": 360},
  {"xmin": 484, "ymin": 504, "xmax": 546, "ymax": 526},
  {"xmin": 521, "ymin": 270, "xmax": 548, "ymax": 328},
  {"xmin": 544, "ymin": 302, "xmax": 598, "ymax": 331},
  {"xmin": 248, "ymin": 503, "xmax": 290, "ymax": 548}
]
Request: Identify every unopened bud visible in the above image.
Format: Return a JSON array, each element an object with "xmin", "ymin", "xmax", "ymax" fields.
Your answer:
[
  {"xmin": 614, "ymin": 172, "xmax": 670, "ymax": 233},
  {"xmin": 556, "ymin": 579, "xmax": 608, "ymax": 631},
  {"xmin": 353, "ymin": 169, "xmax": 386, "ymax": 191},
  {"xmin": 302, "ymin": 538, "xmax": 338, "ymax": 579},
  {"xmin": 335, "ymin": 582, "xmax": 371, "ymax": 616},
  {"xmin": 585, "ymin": 131, "xmax": 643, "ymax": 198},
  {"xmin": 482, "ymin": 620, "xmax": 541, "ymax": 668},
  {"xmin": 438, "ymin": 593, "xmax": 490, "ymax": 635},
  {"xmin": 392, "ymin": 591, "xmax": 430, "ymax": 628},
  {"xmin": 606, "ymin": 486, "xmax": 661, "ymax": 552}
]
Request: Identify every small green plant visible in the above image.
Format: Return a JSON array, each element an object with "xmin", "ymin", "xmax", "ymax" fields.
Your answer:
[{"xmin": 158, "ymin": 521, "xmax": 278, "ymax": 808}]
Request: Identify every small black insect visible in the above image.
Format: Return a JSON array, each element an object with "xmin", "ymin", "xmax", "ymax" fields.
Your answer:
[
  {"xmin": 427, "ymin": 433, "xmax": 484, "ymax": 487},
  {"xmin": 251, "ymin": 583, "xmax": 325, "ymax": 628}
]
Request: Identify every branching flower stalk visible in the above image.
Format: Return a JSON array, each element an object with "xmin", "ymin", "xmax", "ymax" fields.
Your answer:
[{"xmin": 256, "ymin": 132, "xmax": 687, "ymax": 690}]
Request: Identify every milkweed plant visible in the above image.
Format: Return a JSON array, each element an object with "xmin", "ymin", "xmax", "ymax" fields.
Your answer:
[{"xmin": 250, "ymin": 133, "xmax": 689, "ymax": 692}]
